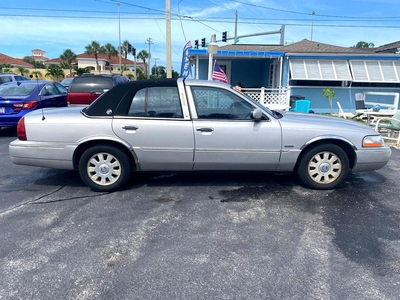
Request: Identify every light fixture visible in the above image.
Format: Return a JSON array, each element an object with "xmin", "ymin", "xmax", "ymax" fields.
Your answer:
[{"xmin": 207, "ymin": 34, "xmax": 219, "ymax": 80}]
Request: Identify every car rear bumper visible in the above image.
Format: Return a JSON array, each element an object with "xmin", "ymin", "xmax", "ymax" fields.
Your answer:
[
  {"xmin": 9, "ymin": 140, "xmax": 76, "ymax": 169},
  {"xmin": 353, "ymin": 146, "xmax": 391, "ymax": 172}
]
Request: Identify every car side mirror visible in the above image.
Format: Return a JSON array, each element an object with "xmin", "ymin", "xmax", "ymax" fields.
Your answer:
[{"xmin": 251, "ymin": 108, "xmax": 263, "ymax": 120}]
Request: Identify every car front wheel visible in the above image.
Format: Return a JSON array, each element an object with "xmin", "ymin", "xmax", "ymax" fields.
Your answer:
[
  {"xmin": 79, "ymin": 145, "xmax": 131, "ymax": 192},
  {"xmin": 297, "ymin": 144, "xmax": 349, "ymax": 190}
]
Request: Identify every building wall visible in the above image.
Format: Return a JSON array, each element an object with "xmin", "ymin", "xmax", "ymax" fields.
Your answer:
[
  {"xmin": 289, "ymin": 86, "xmax": 400, "ymax": 113},
  {"xmin": 196, "ymin": 58, "xmax": 273, "ymax": 87}
]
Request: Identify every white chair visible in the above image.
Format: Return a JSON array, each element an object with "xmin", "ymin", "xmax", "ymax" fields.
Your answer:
[
  {"xmin": 337, "ymin": 102, "xmax": 346, "ymax": 119},
  {"xmin": 370, "ymin": 110, "xmax": 400, "ymax": 144}
]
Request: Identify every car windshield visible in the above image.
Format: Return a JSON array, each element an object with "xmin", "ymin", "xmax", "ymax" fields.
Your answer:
[
  {"xmin": 0, "ymin": 84, "xmax": 36, "ymax": 96},
  {"xmin": 61, "ymin": 78, "xmax": 73, "ymax": 84}
]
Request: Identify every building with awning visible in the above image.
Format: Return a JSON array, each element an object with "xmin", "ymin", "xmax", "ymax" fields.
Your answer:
[{"xmin": 188, "ymin": 39, "xmax": 400, "ymax": 113}]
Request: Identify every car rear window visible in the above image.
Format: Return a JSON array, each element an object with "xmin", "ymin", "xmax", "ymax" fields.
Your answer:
[
  {"xmin": 0, "ymin": 76, "xmax": 12, "ymax": 84},
  {"xmin": 69, "ymin": 76, "xmax": 114, "ymax": 93},
  {"xmin": 0, "ymin": 84, "xmax": 36, "ymax": 96}
]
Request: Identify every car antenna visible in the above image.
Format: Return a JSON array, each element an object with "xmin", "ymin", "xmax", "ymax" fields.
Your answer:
[{"xmin": 31, "ymin": 72, "xmax": 45, "ymax": 120}]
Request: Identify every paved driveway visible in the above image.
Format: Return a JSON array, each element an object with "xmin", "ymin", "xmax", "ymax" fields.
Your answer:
[{"xmin": 1, "ymin": 127, "xmax": 399, "ymax": 300}]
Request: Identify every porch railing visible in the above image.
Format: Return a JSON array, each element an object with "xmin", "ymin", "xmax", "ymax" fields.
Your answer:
[{"xmin": 244, "ymin": 87, "xmax": 291, "ymax": 109}]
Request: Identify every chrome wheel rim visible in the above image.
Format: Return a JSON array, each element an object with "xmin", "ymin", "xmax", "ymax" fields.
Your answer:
[
  {"xmin": 307, "ymin": 151, "xmax": 342, "ymax": 184},
  {"xmin": 87, "ymin": 152, "xmax": 121, "ymax": 186}
]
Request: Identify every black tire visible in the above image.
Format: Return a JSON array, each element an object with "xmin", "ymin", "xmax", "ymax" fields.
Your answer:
[
  {"xmin": 79, "ymin": 145, "xmax": 131, "ymax": 192},
  {"xmin": 297, "ymin": 144, "xmax": 349, "ymax": 190}
]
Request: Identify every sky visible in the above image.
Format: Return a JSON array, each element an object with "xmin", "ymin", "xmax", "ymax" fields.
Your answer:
[{"xmin": 1, "ymin": 0, "xmax": 399, "ymax": 71}]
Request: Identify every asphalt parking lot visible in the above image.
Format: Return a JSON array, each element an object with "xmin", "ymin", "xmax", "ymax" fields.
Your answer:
[{"xmin": 0, "ymin": 127, "xmax": 399, "ymax": 300}]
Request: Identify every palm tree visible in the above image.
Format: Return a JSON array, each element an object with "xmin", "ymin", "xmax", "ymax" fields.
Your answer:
[
  {"xmin": 60, "ymin": 49, "xmax": 77, "ymax": 77},
  {"xmin": 17, "ymin": 66, "xmax": 29, "ymax": 76},
  {"xmin": 45, "ymin": 64, "xmax": 65, "ymax": 82},
  {"xmin": 121, "ymin": 40, "xmax": 131, "ymax": 71},
  {"xmin": 137, "ymin": 50, "xmax": 149, "ymax": 78},
  {"xmin": 103, "ymin": 43, "xmax": 118, "ymax": 73},
  {"xmin": 30, "ymin": 70, "xmax": 43, "ymax": 79},
  {"xmin": 74, "ymin": 67, "xmax": 90, "ymax": 76},
  {"xmin": 1, "ymin": 63, "xmax": 12, "ymax": 73},
  {"xmin": 85, "ymin": 41, "xmax": 104, "ymax": 74}
]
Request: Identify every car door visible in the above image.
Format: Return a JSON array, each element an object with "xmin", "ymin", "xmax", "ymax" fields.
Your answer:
[
  {"xmin": 112, "ymin": 85, "xmax": 195, "ymax": 171},
  {"xmin": 40, "ymin": 83, "xmax": 67, "ymax": 107},
  {"xmin": 189, "ymin": 85, "xmax": 282, "ymax": 171}
]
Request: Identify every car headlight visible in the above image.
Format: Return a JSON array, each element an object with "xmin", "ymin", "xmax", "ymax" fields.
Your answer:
[{"xmin": 363, "ymin": 135, "xmax": 385, "ymax": 147}]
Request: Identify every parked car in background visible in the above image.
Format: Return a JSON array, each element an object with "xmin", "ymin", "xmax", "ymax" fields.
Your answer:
[
  {"xmin": 9, "ymin": 78, "xmax": 391, "ymax": 192},
  {"xmin": 0, "ymin": 73, "xmax": 29, "ymax": 85},
  {"xmin": 60, "ymin": 77, "xmax": 74, "ymax": 89},
  {"xmin": 67, "ymin": 74, "xmax": 129, "ymax": 105},
  {"xmin": 0, "ymin": 80, "xmax": 68, "ymax": 128}
]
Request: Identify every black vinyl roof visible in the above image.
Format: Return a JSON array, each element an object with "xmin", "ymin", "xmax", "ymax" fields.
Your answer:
[{"xmin": 84, "ymin": 78, "xmax": 179, "ymax": 116}]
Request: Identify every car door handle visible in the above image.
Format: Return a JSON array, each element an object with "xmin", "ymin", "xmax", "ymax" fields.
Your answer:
[
  {"xmin": 196, "ymin": 127, "xmax": 214, "ymax": 132},
  {"xmin": 122, "ymin": 126, "xmax": 138, "ymax": 130}
]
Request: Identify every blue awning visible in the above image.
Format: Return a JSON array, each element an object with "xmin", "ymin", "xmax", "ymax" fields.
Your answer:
[{"xmin": 188, "ymin": 49, "xmax": 284, "ymax": 58}]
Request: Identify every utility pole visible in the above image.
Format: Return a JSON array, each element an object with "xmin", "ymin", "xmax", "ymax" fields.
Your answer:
[
  {"xmin": 146, "ymin": 37, "xmax": 153, "ymax": 79},
  {"xmin": 234, "ymin": 10, "xmax": 238, "ymax": 45},
  {"xmin": 311, "ymin": 10, "xmax": 316, "ymax": 41},
  {"xmin": 117, "ymin": 2, "xmax": 122, "ymax": 74},
  {"xmin": 166, "ymin": 0, "xmax": 172, "ymax": 78},
  {"xmin": 153, "ymin": 58, "xmax": 160, "ymax": 77}
]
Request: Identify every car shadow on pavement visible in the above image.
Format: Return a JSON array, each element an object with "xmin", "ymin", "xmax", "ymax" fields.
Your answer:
[{"xmin": 0, "ymin": 127, "xmax": 17, "ymax": 137}]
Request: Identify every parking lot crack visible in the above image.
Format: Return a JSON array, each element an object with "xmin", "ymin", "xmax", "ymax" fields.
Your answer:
[{"xmin": 0, "ymin": 185, "xmax": 109, "ymax": 215}]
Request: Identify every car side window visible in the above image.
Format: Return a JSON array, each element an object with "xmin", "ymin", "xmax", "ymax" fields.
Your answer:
[
  {"xmin": 128, "ymin": 86, "xmax": 183, "ymax": 118},
  {"xmin": 42, "ymin": 84, "xmax": 58, "ymax": 96},
  {"xmin": 191, "ymin": 86, "xmax": 254, "ymax": 120},
  {"xmin": 53, "ymin": 82, "xmax": 68, "ymax": 94}
]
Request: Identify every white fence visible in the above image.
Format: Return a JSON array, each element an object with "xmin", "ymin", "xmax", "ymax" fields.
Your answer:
[{"xmin": 244, "ymin": 87, "xmax": 291, "ymax": 110}]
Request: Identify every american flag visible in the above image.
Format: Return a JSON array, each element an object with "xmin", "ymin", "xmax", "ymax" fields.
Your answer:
[{"xmin": 212, "ymin": 61, "xmax": 228, "ymax": 83}]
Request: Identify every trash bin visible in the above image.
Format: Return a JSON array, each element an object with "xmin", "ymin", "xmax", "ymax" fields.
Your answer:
[{"xmin": 290, "ymin": 95, "xmax": 305, "ymax": 108}]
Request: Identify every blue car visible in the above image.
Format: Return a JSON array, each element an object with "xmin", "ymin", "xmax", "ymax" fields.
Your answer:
[{"xmin": 0, "ymin": 80, "xmax": 68, "ymax": 128}]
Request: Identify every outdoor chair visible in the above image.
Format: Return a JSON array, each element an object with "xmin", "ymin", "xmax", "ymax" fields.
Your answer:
[
  {"xmin": 290, "ymin": 100, "xmax": 311, "ymax": 113},
  {"xmin": 370, "ymin": 110, "xmax": 400, "ymax": 144},
  {"xmin": 337, "ymin": 101, "xmax": 346, "ymax": 119}
]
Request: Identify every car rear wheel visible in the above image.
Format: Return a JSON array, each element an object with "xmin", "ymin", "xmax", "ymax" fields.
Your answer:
[
  {"xmin": 79, "ymin": 145, "xmax": 131, "ymax": 192},
  {"xmin": 297, "ymin": 144, "xmax": 349, "ymax": 190}
]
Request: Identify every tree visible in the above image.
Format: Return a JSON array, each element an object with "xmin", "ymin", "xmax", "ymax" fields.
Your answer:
[
  {"xmin": 45, "ymin": 64, "xmax": 65, "ymax": 81},
  {"xmin": 60, "ymin": 49, "xmax": 77, "ymax": 77},
  {"xmin": 30, "ymin": 70, "xmax": 43, "ymax": 79},
  {"xmin": 103, "ymin": 43, "xmax": 118, "ymax": 73},
  {"xmin": 22, "ymin": 56, "xmax": 45, "ymax": 69},
  {"xmin": 1, "ymin": 63, "xmax": 12, "ymax": 72},
  {"xmin": 137, "ymin": 50, "xmax": 149, "ymax": 78},
  {"xmin": 85, "ymin": 41, "xmax": 105, "ymax": 73},
  {"xmin": 16, "ymin": 66, "xmax": 29, "ymax": 76},
  {"xmin": 322, "ymin": 88, "xmax": 336, "ymax": 115},
  {"xmin": 151, "ymin": 65, "xmax": 166, "ymax": 78},
  {"xmin": 74, "ymin": 67, "xmax": 90, "ymax": 76},
  {"xmin": 121, "ymin": 40, "xmax": 132, "ymax": 71},
  {"xmin": 2, "ymin": 67, "xmax": 12, "ymax": 73},
  {"xmin": 352, "ymin": 41, "xmax": 375, "ymax": 48},
  {"xmin": 171, "ymin": 70, "xmax": 179, "ymax": 78}
]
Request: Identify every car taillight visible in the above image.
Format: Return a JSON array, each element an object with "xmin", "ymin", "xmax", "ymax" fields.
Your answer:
[
  {"xmin": 16, "ymin": 117, "xmax": 27, "ymax": 140},
  {"xmin": 13, "ymin": 101, "xmax": 38, "ymax": 112}
]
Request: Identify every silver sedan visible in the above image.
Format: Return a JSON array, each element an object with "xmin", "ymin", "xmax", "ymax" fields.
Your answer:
[{"xmin": 9, "ymin": 78, "xmax": 391, "ymax": 192}]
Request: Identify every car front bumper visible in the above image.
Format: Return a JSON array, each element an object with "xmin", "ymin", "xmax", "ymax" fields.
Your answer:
[{"xmin": 353, "ymin": 145, "xmax": 392, "ymax": 172}]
